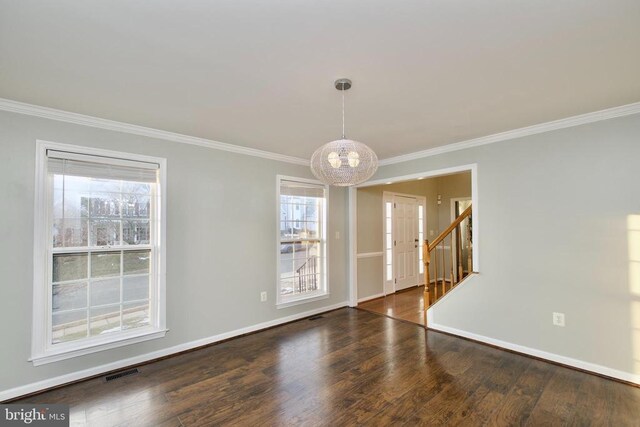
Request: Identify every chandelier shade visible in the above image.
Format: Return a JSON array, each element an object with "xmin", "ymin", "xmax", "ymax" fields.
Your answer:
[
  {"xmin": 310, "ymin": 139, "xmax": 378, "ymax": 187},
  {"xmin": 310, "ymin": 78, "xmax": 379, "ymax": 186}
]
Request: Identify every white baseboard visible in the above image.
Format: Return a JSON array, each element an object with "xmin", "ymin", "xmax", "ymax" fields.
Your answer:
[
  {"xmin": 427, "ymin": 322, "xmax": 640, "ymax": 385},
  {"xmin": 357, "ymin": 293, "xmax": 385, "ymax": 303},
  {"xmin": 0, "ymin": 301, "xmax": 349, "ymax": 402}
]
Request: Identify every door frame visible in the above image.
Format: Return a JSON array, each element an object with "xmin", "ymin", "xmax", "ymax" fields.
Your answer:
[
  {"xmin": 349, "ymin": 163, "xmax": 478, "ymax": 307},
  {"xmin": 382, "ymin": 192, "xmax": 426, "ymax": 295}
]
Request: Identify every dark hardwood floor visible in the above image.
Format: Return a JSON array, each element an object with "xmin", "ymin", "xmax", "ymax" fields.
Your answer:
[
  {"xmin": 16, "ymin": 308, "xmax": 640, "ymax": 426},
  {"xmin": 358, "ymin": 285, "xmax": 426, "ymax": 326}
]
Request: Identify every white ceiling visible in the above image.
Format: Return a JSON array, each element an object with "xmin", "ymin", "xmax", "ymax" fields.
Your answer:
[{"xmin": 1, "ymin": 1, "xmax": 639, "ymax": 160}]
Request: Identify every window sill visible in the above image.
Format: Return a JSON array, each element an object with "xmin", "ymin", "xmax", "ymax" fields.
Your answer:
[
  {"xmin": 276, "ymin": 292, "xmax": 330, "ymax": 309},
  {"xmin": 30, "ymin": 327, "xmax": 167, "ymax": 366}
]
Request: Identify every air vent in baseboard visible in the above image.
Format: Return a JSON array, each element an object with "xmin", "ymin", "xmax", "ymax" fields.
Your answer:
[
  {"xmin": 308, "ymin": 315, "xmax": 324, "ymax": 321},
  {"xmin": 104, "ymin": 368, "xmax": 140, "ymax": 382}
]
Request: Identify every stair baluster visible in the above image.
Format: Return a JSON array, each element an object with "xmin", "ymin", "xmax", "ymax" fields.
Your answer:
[{"xmin": 422, "ymin": 204, "xmax": 473, "ymax": 314}]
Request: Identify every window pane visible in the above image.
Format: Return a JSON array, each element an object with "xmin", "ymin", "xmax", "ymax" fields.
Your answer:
[
  {"xmin": 64, "ymin": 191, "xmax": 90, "ymax": 219},
  {"xmin": 89, "ymin": 178, "xmax": 120, "ymax": 194},
  {"xmin": 122, "ymin": 194, "xmax": 151, "ymax": 219},
  {"xmin": 53, "ymin": 283, "xmax": 87, "ymax": 312},
  {"xmin": 122, "ymin": 301, "xmax": 150, "ymax": 330},
  {"xmin": 122, "ymin": 220, "xmax": 150, "ymax": 245},
  {"xmin": 89, "ymin": 194, "xmax": 121, "ymax": 218},
  {"xmin": 280, "ymin": 277, "xmax": 295, "ymax": 296},
  {"xmin": 123, "ymin": 250, "xmax": 150, "ymax": 275},
  {"xmin": 91, "ymin": 252, "xmax": 121, "ymax": 278},
  {"xmin": 123, "ymin": 275, "xmax": 150, "ymax": 302},
  {"xmin": 90, "ymin": 278, "xmax": 120, "ymax": 306},
  {"xmin": 45, "ymin": 150, "xmax": 161, "ymax": 349},
  {"xmin": 90, "ymin": 220, "xmax": 121, "ymax": 246},
  {"xmin": 279, "ymin": 181, "xmax": 325, "ymax": 300},
  {"xmin": 53, "ymin": 219, "xmax": 88, "ymax": 247},
  {"xmin": 52, "ymin": 310, "xmax": 87, "ymax": 344},
  {"xmin": 53, "ymin": 253, "xmax": 88, "ymax": 282},
  {"xmin": 386, "ymin": 265, "xmax": 392, "ymax": 281},
  {"xmin": 386, "ymin": 202, "xmax": 392, "ymax": 217},
  {"xmin": 280, "ymin": 221, "xmax": 299, "ymax": 239},
  {"xmin": 386, "ymin": 234, "xmax": 392, "ymax": 250},
  {"xmin": 90, "ymin": 305, "xmax": 121, "ymax": 336},
  {"xmin": 122, "ymin": 181, "xmax": 151, "ymax": 196}
]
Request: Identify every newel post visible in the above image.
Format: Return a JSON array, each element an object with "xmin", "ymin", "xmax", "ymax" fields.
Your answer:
[{"xmin": 423, "ymin": 240, "xmax": 431, "ymax": 309}]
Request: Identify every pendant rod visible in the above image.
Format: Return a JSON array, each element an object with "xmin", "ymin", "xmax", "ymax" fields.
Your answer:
[
  {"xmin": 334, "ymin": 78, "xmax": 351, "ymax": 140},
  {"xmin": 342, "ymin": 87, "xmax": 345, "ymax": 139}
]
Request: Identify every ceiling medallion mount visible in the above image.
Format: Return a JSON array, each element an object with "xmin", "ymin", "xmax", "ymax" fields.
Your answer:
[{"xmin": 310, "ymin": 78, "xmax": 378, "ymax": 187}]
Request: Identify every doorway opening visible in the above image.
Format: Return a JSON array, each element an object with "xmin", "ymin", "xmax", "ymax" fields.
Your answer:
[{"xmin": 351, "ymin": 165, "xmax": 477, "ymax": 326}]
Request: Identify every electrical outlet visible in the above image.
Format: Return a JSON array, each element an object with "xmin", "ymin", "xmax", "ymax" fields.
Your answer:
[
  {"xmin": 335, "ymin": 231, "xmax": 340, "ymax": 239},
  {"xmin": 552, "ymin": 312, "xmax": 565, "ymax": 327},
  {"xmin": 260, "ymin": 291, "xmax": 267, "ymax": 302}
]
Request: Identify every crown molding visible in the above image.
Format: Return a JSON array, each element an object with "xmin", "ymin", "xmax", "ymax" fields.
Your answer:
[
  {"xmin": 3, "ymin": 97, "xmax": 640, "ymax": 168},
  {"xmin": 379, "ymin": 101, "xmax": 640, "ymax": 166},
  {"xmin": 0, "ymin": 98, "xmax": 309, "ymax": 166}
]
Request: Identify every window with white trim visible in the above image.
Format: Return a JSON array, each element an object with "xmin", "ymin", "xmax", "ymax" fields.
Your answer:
[
  {"xmin": 32, "ymin": 142, "xmax": 166, "ymax": 365},
  {"xmin": 277, "ymin": 177, "xmax": 327, "ymax": 306}
]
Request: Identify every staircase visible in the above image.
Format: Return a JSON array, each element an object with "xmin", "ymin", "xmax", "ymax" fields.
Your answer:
[{"xmin": 423, "ymin": 204, "xmax": 473, "ymax": 308}]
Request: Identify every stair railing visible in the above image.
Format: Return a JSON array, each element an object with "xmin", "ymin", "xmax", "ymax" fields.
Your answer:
[
  {"xmin": 296, "ymin": 255, "xmax": 317, "ymax": 293},
  {"xmin": 423, "ymin": 204, "xmax": 473, "ymax": 308}
]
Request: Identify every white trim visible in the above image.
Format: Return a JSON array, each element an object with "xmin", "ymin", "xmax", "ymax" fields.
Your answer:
[
  {"xmin": 31, "ymin": 140, "xmax": 167, "ymax": 365},
  {"xmin": 348, "ymin": 187, "xmax": 358, "ymax": 307},
  {"xmin": 356, "ymin": 252, "xmax": 383, "ymax": 259},
  {"xmin": 425, "ymin": 274, "xmax": 639, "ymax": 384},
  {"xmin": 2, "ymin": 98, "xmax": 639, "ymax": 168},
  {"xmin": 378, "ymin": 101, "xmax": 640, "ymax": 166},
  {"xmin": 275, "ymin": 175, "xmax": 329, "ymax": 308},
  {"xmin": 350, "ymin": 164, "xmax": 479, "ymax": 308},
  {"xmin": 1, "ymin": 301, "xmax": 349, "ymax": 402},
  {"xmin": 359, "ymin": 164, "xmax": 477, "ymax": 188},
  {"xmin": 427, "ymin": 322, "xmax": 640, "ymax": 385},
  {"xmin": 357, "ymin": 293, "xmax": 385, "ymax": 303},
  {"xmin": 30, "ymin": 329, "xmax": 167, "ymax": 366},
  {"xmin": 0, "ymin": 98, "xmax": 308, "ymax": 166},
  {"xmin": 276, "ymin": 293, "xmax": 330, "ymax": 309}
]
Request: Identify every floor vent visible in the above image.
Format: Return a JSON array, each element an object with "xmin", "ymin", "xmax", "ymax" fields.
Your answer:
[
  {"xmin": 104, "ymin": 368, "xmax": 140, "ymax": 382},
  {"xmin": 308, "ymin": 315, "xmax": 324, "ymax": 321}
]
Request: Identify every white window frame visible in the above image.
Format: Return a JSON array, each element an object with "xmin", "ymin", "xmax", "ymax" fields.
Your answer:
[
  {"xmin": 31, "ymin": 140, "xmax": 167, "ymax": 366},
  {"xmin": 276, "ymin": 175, "xmax": 329, "ymax": 308}
]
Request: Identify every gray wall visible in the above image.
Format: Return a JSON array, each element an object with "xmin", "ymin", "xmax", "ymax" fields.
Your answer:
[
  {"xmin": 372, "ymin": 113, "xmax": 640, "ymax": 377},
  {"xmin": 0, "ymin": 110, "xmax": 349, "ymax": 393}
]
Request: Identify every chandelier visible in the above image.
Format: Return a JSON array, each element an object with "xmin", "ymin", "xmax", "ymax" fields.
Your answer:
[{"xmin": 310, "ymin": 79, "xmax": 378, "ymax": 187}]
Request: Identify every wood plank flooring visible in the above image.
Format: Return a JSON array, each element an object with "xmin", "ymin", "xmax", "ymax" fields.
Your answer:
[
  {"xmin": 15, "ymin": 308, "xmax": 640, "ymax": 426},
  {"xmin": 358, "ymin": 285, "xmax": 426, "ymax": 326}
]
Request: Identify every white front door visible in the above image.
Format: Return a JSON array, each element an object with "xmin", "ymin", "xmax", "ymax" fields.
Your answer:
[{"xmin": 393, "ymin": 196, "xmax": 418, "ymax": 291}]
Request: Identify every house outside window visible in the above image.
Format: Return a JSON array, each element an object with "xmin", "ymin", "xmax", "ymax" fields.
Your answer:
[
  {"xmin": 31, "ymin": 141, "xmax": 166, "ymax": 365},
  {"xmin": 277, "ymin": 176, "xmax": 328, "ymax": 307}
]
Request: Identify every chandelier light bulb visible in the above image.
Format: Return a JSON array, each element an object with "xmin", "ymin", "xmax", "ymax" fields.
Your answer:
[
  {"xmin": 327, "ymin": 151, "xmax": 341, "ymax": 168},
  {"xmin": 347, "ymin": 151, "xmax": 360, "ymax": 168}
]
